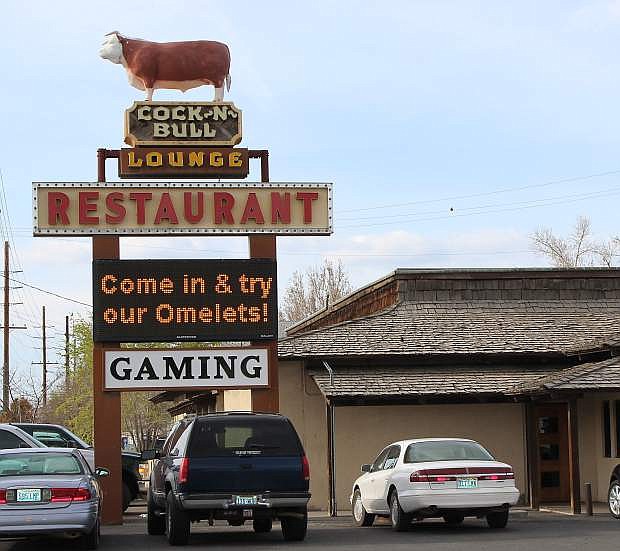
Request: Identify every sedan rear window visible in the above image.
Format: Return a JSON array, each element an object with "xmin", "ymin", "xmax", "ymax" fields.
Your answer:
[
  {"xmin": 189, "ymin": 417, "xmax": 302, "ymax": 457},
  {"xmin": 0, "ymin": 453, "xmax": 83, "ymax": 476},
  {"xmin": 404, "ymin": 441, "xmax": 494, "ymax": 463}
]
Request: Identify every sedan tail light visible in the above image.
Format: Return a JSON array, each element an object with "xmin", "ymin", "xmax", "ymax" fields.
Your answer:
[
  {"xmin": 51, "ymin": 487, "xmax": 91, "ymax": 502},
  {"xmin": 0, "ymin": 490, "xmax": 5, "ymax": 505},
  {"xmin": 179, "ymin": 458, "xmax": 190, "ymax": 484}
]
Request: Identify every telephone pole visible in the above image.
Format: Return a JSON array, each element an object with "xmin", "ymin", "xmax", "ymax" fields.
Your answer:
[
  {"xmin": 65, "ymin": 315, "xmax": 70, "ymax": 386},
  {"xmin": 2, "ymin": 241, "xmax": 8, "ymax": 413},
  {"xmin": 42, "ymin": 306, "xmax": 47, "ymax": 406}
]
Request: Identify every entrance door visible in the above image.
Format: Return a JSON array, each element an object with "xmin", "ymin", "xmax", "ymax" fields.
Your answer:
[{"xmin": 535, "ymin": 404, "xmax": 569, "ymax": 502}]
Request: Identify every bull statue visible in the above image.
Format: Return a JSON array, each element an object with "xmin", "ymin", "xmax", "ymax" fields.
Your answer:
[{"xmin": 99, "ymin": 32, "xmax": 231, "ymax": 102}]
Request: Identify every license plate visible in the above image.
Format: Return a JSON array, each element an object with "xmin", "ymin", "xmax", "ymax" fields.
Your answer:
[
  {"xmin": 234, "ymin": 495, "xmax": 258, "ymax": 506},
  {"xmin": 16, "ymin": 489, "xmax": 41, "ymax": 502},
  {"xmin": 457, "ymin": 478, "xmax": 478, "ymax": 489}
]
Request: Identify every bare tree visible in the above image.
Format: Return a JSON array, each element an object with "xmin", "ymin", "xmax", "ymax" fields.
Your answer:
[
  {"xmin": 531, "ymin": 216, "xmax": 618, "ymax": 267},
  {"xmin": 281, "ymin": 259, "xmax": 353, "ymax": 322}
]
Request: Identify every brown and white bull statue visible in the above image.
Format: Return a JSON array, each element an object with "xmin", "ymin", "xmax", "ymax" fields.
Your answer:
[{"xmin": 99, "ymin": 32, "xmax": 231, "ymax": 101}]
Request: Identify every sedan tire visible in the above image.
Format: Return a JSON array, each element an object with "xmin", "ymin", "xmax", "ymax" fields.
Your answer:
[
  {"xmin": 609, "ymin": 479, "xmax": 620, "ymax": 519},
  {"xmin": 486, "ymin": 510, "xmax": 509, "ymax": 529},
  {"xmin": 352, "ymin": 488, "xmax": 375, "ymax": 527},
  {"xmin": 389, "ymin": 492, "xmax": 410, "ymax": 532},
  {"xmin": 80, "ymin": 517, "xmax": 100, "ymax": 550},
  {"xmin": 166, "ymin": 491, "xmax": 190, "ymax": 546}
]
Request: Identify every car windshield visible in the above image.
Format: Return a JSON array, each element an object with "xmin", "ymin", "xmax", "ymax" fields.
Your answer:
[
  {"xmin": 404, "ymin": 441, "xmax": 494, "ymax": 462},
  {"xmin": 16, "ymin": 425, "xmax": 91, "ymax": 449},
  {"xmin": 0, "ymin": 452, "xmax": 83, "ymax": 476}
]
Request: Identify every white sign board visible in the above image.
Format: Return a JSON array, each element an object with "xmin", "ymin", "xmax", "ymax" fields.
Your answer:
[{"xmin": 104, "ymin": 348, "xmax": 268, "ymax": 391}]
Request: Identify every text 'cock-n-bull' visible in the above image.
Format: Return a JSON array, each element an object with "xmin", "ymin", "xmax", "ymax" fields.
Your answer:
[{"xmin": 99, "ymin": 32, "xmax": 231, "ymax": 101}]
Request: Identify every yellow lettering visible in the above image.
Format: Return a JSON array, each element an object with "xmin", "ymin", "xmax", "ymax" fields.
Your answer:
[
  {"xmin": 210, "ymin": 151, "xmax": 223, "ymax": 167},
  {"xmin": 188, "ymin": 151, "xmax": 204, "ymax": 167},
  {"xmin": 146, "ymin": 152, "xmax": 163, "ymax": 167},
  {"xmin": 168, "ymin": 151, "xmax": 183, "ymax": 167},
  {"xmin": 127, "ymin": 151, "xmax": 143, "ymax": 167},
  {"xmin": 229, "ymin": 152, "xmax": 242, "ymax": 167}
]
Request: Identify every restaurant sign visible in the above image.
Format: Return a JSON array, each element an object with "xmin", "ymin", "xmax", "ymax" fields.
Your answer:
[
  {"xmin": 118, "ymin": 147, "xmax": 249, "ymax": 179},
  {"xmin": 33, "ymin": 182, "xmax": 332, "ymax": 235},
  {"xmin": 125, "ymin": 102, "xmax": 242, "ymax": 146},
  {"xmin": 104, "ymin": 348, "xmax": 269, "ymax": 391}
]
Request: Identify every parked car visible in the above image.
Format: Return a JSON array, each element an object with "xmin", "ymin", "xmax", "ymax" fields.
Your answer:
[
  {"xmin": 0, "ymin": 423, "xmax": 47, "ymax": 449},
  {"xmin": 13, "ymin": 423, "xmax": 141, "ymax": 511},
  {"xmin": 351, "ymin": 438, "xmax": 519, "ymax": 531},
  {"xmin": 0, "ymin": 447, "xmax": 109, "ymax": 549},
  {"xmin": 608, "ymin": 466, "xmax": 620, "ymax": 518},
  {"xmin": 144, "ymin": 412, "xmax": 310, "ymax": 546}
]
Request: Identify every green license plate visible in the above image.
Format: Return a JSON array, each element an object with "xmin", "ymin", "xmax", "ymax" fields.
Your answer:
[
  {"xmin": 234, "ymin": 495, "xmax": 258, "ymax": 506},
  {"xmin": 457, "ymin": 478, "xmax": 478, "ymax": 489},
  {"xmin": 16, "ymin": 489, "xmax": 41, "ymax": 502}
]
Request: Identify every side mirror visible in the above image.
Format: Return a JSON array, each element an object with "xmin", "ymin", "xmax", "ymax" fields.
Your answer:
[
  {"xmin": 361, "ymin": 463, "xmax": 372, "ymax": 473},
  {"xmin": 95, "ymin": 467, "xmax": 110, "ymax": 478},
  {"xmin": 141, "ymin": 449, "xmax": 161, "ymax": 461}
]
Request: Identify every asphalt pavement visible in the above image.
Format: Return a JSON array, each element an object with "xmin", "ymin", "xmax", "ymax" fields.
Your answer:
[{"xmin": 1, "ymin": 508, "xmax": 620, "ymax": 550}]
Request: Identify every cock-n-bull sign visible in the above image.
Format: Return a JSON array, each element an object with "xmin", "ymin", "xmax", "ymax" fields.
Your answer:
[{"xmin": 99, "ymin": 32, "xmax": 231, "ymax": 101}]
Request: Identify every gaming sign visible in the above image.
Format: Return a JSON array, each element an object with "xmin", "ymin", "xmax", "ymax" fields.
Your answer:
[{"xmin": 93, "ymin": 259, "xmax": 277, "ymax": 343}]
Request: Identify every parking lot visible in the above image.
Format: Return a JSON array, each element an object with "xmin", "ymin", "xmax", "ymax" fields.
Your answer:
[{"xmin": 1, "ymin": 510, "xmax": 619, "ymax": 551}]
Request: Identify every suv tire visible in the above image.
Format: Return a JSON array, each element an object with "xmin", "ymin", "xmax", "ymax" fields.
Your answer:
[
  {"xmin": 253, "ymin": 518, "xmax": 273, "ymax": 533},
  {"xmin": 281, "ymin": 509, "xmax": 308, "ymax": 541},
  {"xmin": 147, "ymin": 491, "xmax": 166, "ymax": 535},
  {"xmin": 166, "ymin": 491, "xmax": 190, "ymax": 545}
]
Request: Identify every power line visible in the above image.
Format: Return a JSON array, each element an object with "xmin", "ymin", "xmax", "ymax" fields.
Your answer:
[{"xmin": 7, "ymin": 278, "xmax": 91, "ymax": 308}]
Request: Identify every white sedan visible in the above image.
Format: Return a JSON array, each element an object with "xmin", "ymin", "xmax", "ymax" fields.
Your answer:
[{"xmin": 350, "ymin": 438, "xmax": 519, "ymax": 531}]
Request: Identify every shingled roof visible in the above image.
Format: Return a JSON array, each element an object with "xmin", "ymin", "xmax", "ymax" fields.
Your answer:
[
  {"xmin": 278, "ymin": 299, "xmax": 620, "ymax": 360},
  {"xmin": 309, "ymin": 365, "xmax": 559, "ymax": 402}
]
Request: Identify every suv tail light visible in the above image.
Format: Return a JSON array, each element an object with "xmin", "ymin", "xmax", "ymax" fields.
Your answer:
[
  {"xmin": 179, "ymin": 458, "xmax": 190, "ymax": 484},
  {"xmin": 301, "ymin": 455, "xmax": 310, "ymax": 481},
  {"xmin": 51, "ymin": 487, "xmax": 91, "ymax": 502}
]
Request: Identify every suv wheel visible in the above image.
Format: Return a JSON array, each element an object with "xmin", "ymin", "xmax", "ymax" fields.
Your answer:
[
  {"xmin": 486, "ymin": 510, "xmax": 509, "ymax": 529},
  {"xmin": 352, "ymin": 488, "xmax": 375, "ymax": 527},
  {"xmin": 609, "ymin": 479, "xmax": 620, "ymax": 518},
  {"xmin": 253, "ymin": 518, "xmax": 273, "ymax": 533},
  {"xmin": 147, "ymin": 490, "xmax": 165, "ymax": 536},
  {"xmin": 166, "ymin": 491, "xmax": 190, "ymax": 545},
  {"xmin": 389, "ymin": 491, "xmax": 410, "ymax": 532},
  {"xmin": 281, "ymin": 509, "xmax": 308, "ymax": 541}
]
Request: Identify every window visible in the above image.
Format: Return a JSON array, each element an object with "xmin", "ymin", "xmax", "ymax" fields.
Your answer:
[
  {"xmin": 370, "ymin": 448, "xmax": 390, "ymax": 472},
  {"xmin": 0, "ymin": 429, "xmax": 26, "ymax": 449},
  {"xmin": 603, "ymin": 401, "xmax": 612, "ymax": 458},
  {"xmin": 0, "ymin": 452, "xmax": 82, "ymax": 476},
  {"xmin": 404, "ymin": 440, "xmax": 494, "ymax": 463},
  {"xmin": 383, "ymin": 446, "xmax": 401, "ymax": 470}
]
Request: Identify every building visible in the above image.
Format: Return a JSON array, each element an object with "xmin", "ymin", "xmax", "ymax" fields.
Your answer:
[{"xmin": 155, "ymin": 268, "xmax": 620, "ymax": 513}]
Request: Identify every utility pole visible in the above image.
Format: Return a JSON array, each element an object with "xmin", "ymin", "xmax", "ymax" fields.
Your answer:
[
  {"xmin": 2, "ymin": 241, "xmax": 8, "ymax": 414},
  {"xmin": 42, "ymin": 306, "xmax": 47, "ymax": 406},
  {"xmin": 65, "ymin": 315, "xmax": 70, "ymax": 387}
]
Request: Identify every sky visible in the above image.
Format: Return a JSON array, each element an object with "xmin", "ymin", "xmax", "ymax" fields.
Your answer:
[{"xmin": 2, "ymin": 0, "xmax": 620, "ymax": 393}]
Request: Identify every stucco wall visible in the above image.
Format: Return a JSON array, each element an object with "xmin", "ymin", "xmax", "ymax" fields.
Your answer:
[
  {"xmin": 222, "ymin": 389, "xmax": 251, "ymax": 411},
  {"xmin": 578, "ymin": 393, "xmax": 620, "ymax": 502}
]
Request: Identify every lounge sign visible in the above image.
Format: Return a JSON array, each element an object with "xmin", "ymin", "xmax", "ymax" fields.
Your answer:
[
  {"xmin": 124, "ymin": 102, "xmax": 242, "ymax": 146},
  {"xmin": 118, "ymin": 147, "xmax": 249, "ymax": 179},
  {"xmin": 92, "ymin": 259, "xmax": 277, "ymax": 343},
  {"xmin": 33, "ymin": 182, "xmax": 332, "ymax": 235},
  {"xmin": 104, "ymin": 348, "xmax": 269, "ymax": 391}
]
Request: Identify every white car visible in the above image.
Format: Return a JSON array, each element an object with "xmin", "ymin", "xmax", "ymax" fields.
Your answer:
[{"xmin": 350, "ymin": 438, "xmax": 520, "ymax": 531}]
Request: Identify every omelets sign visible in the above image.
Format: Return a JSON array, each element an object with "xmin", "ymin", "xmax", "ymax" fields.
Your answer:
[
  {"xmin": 104, "ymin": 348, "xmax": 268, "ymax": 391},
  {"xmin": 93, "ymin": 259, "xmax": 277, "ymax": 343}
]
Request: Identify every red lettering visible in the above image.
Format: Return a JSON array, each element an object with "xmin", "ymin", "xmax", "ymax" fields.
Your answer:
[
  {"xmin": 270, "ymin": 192, "xmax": 291, "ymax": 224},
  {"xmin": 214, "ymin": 192, "xmax": 235, "ymax": 224},
  {"xmin": 240, "ymin": 193, "xmax": 265, "ymax": 224},
  {"xmin": 78, "ymin": 191, "xmax": 99, "ymax": 224},
  {"xmin": 153, "ymin": 193, "xmax": 179, "ymax": 224},
  {"xmin": 47, "ymin": 192, "xmax": 70, "ymax": 225},
  {"xmin": 105, "ymin": 192, "xmax": 126, "ymax": 224},
  {"xmin": 296, "ymin": 192, "xmax": 319, "ymax": 224},
  {"xmin": 184, "ymin": 192, "xmax": 204, "ymax": 224},
  {"xmin": 129, "ymin": 192, "xmax": 152, "ymax": 225}
]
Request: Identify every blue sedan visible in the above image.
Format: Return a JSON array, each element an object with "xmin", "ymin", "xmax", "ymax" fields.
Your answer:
[{"xmin": 0, "ymin": 447, "xmax": 108, "ymax": 549}]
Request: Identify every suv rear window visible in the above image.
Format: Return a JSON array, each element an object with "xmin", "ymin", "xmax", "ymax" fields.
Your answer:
[{"xmin": 188, "ymin": 417, "xmax": 302, "ymax": 458}]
